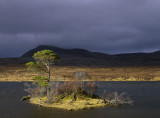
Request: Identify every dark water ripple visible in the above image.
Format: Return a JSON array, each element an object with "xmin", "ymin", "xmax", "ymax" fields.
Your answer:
[{"xmin": 0, "ymin": 81, "xmax": 160, "ymax": 118}]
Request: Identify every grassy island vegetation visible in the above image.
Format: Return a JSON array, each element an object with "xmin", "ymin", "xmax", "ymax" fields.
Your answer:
[
  {"xmin": 29, "ymin": 83, "xmax": 108, "ymax": 111},
  {"xmin": 30, "ymin": 95, "xmax": 107, "ymax": 110},
  {"xmin": 21, "ymin": 50, "xmax": 133, "ymax": 110}
]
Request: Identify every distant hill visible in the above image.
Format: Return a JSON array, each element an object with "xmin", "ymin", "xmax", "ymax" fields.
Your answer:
[
  {"xmin": 1, "ymin": 45, "xmax": 160, "ymax": 66},
  {"xmin": 22, "ymin": 45, "xmax": 110, "ymax": 58},
  {"xmin": 21, "ymin": 45, "xmax": 113, "ymax": 66}
]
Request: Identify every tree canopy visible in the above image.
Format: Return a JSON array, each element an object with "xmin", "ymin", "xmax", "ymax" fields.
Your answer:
[
  {"xmin": 33, "ymin": 50, "xmax": 60, "ymax": 72},
  {"xmin": 26, "ymin": 50, "xmax": 60, "ymax": 87}
]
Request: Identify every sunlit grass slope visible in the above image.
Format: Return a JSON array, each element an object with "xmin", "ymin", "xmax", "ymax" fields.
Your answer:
[{"xmin": 0, "ymin": 65, "xmax": 160, "ymax": 81}]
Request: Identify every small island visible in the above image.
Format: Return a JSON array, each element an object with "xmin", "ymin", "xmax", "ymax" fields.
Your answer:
[
  {"xmin": 29, "ymin": 92, "xmax": 108, "ymax": 111},
  {"xmin": 23, "ymin": 50, "xmax": 133, "ymax": 110}
]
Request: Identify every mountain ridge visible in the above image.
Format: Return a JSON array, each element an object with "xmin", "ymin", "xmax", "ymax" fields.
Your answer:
[{"xmin": 1, "ymin": 45, "xmax": 160, "ymax": 66}]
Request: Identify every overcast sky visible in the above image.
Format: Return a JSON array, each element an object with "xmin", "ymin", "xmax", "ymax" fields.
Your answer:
[{"xmin": 0, "ymin": 0, "xmax": 160, "ymax": 57}]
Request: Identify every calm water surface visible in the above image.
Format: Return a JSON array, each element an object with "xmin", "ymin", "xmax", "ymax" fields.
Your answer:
[{"xmin": 0, "ymin": 81, "xmax": 160, "ymax": 118}]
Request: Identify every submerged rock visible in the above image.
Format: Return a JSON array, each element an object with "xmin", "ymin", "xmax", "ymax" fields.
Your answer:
[{"xmin": 21, "ymin": 95, "xmax": 30, "ymax": 101}]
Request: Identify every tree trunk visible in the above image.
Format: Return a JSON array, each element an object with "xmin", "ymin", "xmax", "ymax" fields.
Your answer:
[
  {"xmin": 48, "ymin": 70, "xmax": 50, "ymax": 82},
  {"xmin": 47, "ymin": 68, "xmax": 51, "ymax": 98}
]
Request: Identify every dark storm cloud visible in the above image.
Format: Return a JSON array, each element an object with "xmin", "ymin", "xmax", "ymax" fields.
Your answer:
[{"xmin": 0, "ymin": 0, "xmax": 160, "ymax": 57}]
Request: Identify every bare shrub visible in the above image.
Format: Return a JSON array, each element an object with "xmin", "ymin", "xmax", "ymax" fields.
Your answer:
[
  {"xmin": 24, "ymin": 82, "xmax": 46, "ymax": 98},
  {"xmin": 31, "ymin": 88, "xmax": 41, "ymax": 97},
  {"xmin": 24, "ymin": 82, "xmax": 33, "ymax": 94},
  {"xmin": 46, "ymin": 81, "xmax": 61, "ymax": 103},
  {"xmin": 58, "ymin": 81, "xmax": 82, "ymax": 95},
  {"xmin": 85, "ymin": 82, "xmax": 98, "ymax": 96},
  {"xmin": 110, "ymin": 92, "xmax": 133, "ymax": 106},
  {"xmin": 101, "ymin": 90, "xmax": 113, "ymax": 100},
  {"xmin": 73, "ymin": 71, "xmax": 89, "ymax": 90},
  {"xmin": 74, "ymin": 71, "xmax": 89, "ymax": 80}
]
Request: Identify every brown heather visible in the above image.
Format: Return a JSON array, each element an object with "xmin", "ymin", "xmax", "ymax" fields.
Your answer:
[{"xmin": 0, "ymin": 65, "xmax": 160, "ymax": 81}]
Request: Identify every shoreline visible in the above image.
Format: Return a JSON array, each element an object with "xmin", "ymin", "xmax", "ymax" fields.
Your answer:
[
  {"xmin": 0, "ymin": 79, "xmax": 160, "ymax": 82},
  {"xmin": 0, "ymin": 80, "xmax": 160, "ymax": 82}
]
